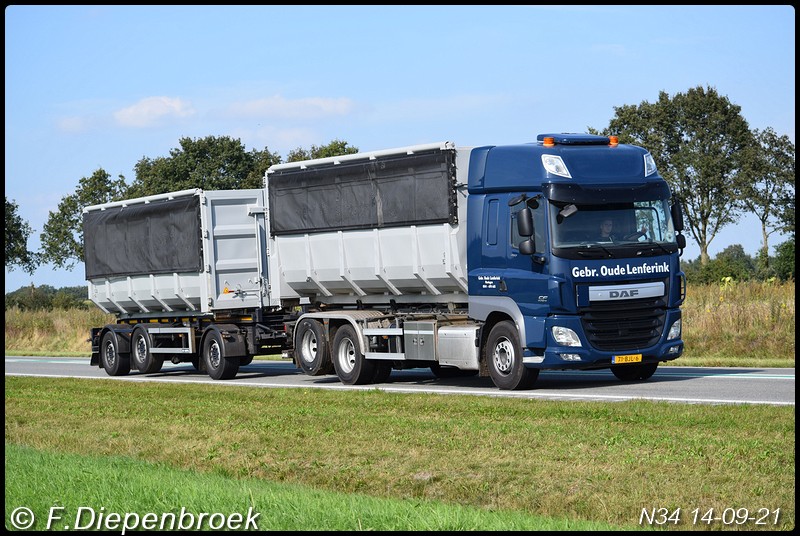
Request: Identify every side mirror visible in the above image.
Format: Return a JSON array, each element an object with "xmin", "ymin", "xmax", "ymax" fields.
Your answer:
[
  {"xmin": 519, "ymin": 239, "xmax": 535, "ymax": 255},
  {"xmin": 517, "ymin": 207, "xmax": 533, "ymax": 237},
  {"xmin": 676, "ymin": 234, "xmax": 686, "ymax": 249},
  {"xmin": 671, "ymin": 202, "xmax": 684, "ymax": 232}
]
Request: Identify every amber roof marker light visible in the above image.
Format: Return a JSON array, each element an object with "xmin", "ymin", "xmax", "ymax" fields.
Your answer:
[
  {"xmin": 609, "ymin": 135, "xmax": 619, "ymax": 146},
  {"xmin": 543, "ymin": 136, "xmax": 555, "ymax": 147}
]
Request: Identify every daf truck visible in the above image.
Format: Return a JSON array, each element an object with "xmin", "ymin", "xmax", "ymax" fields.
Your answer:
[{"xmin": 85, "ymin": 133, "xmax": 686, "ymax": 389}]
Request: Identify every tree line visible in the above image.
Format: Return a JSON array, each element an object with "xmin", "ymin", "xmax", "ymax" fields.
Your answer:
[{"xmin": 5, "ymin": 85, "xmax": 795, "ymax": 281}]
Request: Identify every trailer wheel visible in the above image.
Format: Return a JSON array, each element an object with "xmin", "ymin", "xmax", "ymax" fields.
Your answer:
[
  {"xmin": 611, "ymin": 362, "xmax": 658, "ymax": 381},
  {"xmin": 100, "ymin": 331, "xmax": 130, "ymax": 376},
  {"xmin": 332, "ymin": 324, "xmax": 375, "ymax": 385},
  {"xmin": 202, "ymin": 329, "xmax": 240, "ymax": 380},
  {"xmin": 131, "ymin": 327, "xmax": 164, "ymax": 374},
  {"xmin": 295, "ymin": 319, "xmax": 332, "ymax": 375},
  {"xmin": 486, "ymin": 321, "xmax": 538, "ymax": 390}
]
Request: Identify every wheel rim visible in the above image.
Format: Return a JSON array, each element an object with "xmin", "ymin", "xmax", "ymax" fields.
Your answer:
[
  {"xmin": 493, "ymin": 337, "xmax": 515, "ymax": 375},
  {"xmin": 104, "ymin": 340, "xmax": 116, "ymax": 367},
  {"xmin": 208, "ymin": 340, "xmax": 221, "ymax": 369},
  {"xmin": 134, "ymin": 334, "xmax": 147, "ymax": 365},
  {"xmin": 300, "ymin": 330, "xmax": 318, "ymax": 364},
  {"xmin": 337, "ymin": 337, "xmax": 356, "ymax": 374}
]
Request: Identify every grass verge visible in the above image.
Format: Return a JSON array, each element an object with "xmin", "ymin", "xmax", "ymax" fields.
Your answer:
[
  {"xmin": 5, "ymin": 444, "xmax": 625, "ymax": 531},
  {"xmin": 5, "ymin": 376, "xmax": 794, "ymax": 531}
]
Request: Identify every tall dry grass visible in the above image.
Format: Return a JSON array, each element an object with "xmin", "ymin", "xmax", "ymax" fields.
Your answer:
[
  {"xmin": 5, "ymin": 281, "xmax": 795, "ymax": 365},
  {"xmin": 4, "ymin": 307, "xmax": 114, "ymax": 356},
  {"xmin": 680, "ymin": 280, "xmax": 795, "ymax": 364}
]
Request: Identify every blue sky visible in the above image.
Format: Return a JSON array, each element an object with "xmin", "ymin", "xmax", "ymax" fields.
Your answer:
[{"xmin": 5, "ymin": 5, "xmax": 795, "ymax": 292}]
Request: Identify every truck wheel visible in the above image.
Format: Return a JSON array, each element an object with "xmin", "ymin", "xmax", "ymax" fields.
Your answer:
[
  {"xmin": 486, "ymin": 321, "xmax": 538, "ymax": 390},
  {"xmin": 202, "ymin": 329, "xmax": 240, "ymax": 380},
  {"xmin": 100, "ymin": 331, "xmax": 130, "ymax": 376},
  {"xmin": 131, "ymin": 327, "xmax": 164, "ymax": 374},
  {"xmin": 295, "ymin": 319, "xmax": 332, "ymax": 375},
  {"xmin": 332, "ymin": 324, "xmax": 375, "ymax": 385},
  {"xmin": 611, "ymin": 362, "xmax": 658, "ymax": 381}
]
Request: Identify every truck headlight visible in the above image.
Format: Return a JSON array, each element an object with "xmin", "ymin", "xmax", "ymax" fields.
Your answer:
[
  {"xmin": 552, "ymin": 326, "xmax": 582, "ymax": 347},
  {"xmin": 667, "ymin": 319, "xmax": 681, "ymax": 340}
]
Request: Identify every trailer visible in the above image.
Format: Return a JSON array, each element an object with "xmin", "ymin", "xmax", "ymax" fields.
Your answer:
[{"xmin": 86, "ymin": 134, "xmax": 686, "ymax": 389}]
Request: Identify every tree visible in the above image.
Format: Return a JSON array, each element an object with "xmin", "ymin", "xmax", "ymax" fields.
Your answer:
[
  {"xmin": 36, "ymin": 137, "xmax": 356, "ymax": 269},
  {"xmin": 39, "ymin": 168, "xmax": 128, "ymax": 270},
  {"xmin": 740, "ymin": 127, "xmax": 795, "ymax": 261},
  {"xmin": 773, "ymin": 240, "xmax": 795, "ymax": 281},
  {"xmin": 5, "ymin": 197, "xmax": 39, "ymax": 273},
  {"xmin": 128, "ymin": 136, "xmax": 282, "ymax": 197},
  {"xmin": 596, "ymin": 86, "xmax": 754, "ymax": 265},
  {"xmin": 286, "ymin": 139, "xmax": 359, "ymax": 162}
]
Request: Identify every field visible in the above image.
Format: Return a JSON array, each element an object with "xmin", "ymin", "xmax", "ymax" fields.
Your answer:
[{"xmin": 5, "ymin": 377, "xmax": 795, "ymax": 530}]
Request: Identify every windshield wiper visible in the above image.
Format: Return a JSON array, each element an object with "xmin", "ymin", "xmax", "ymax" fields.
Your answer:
[
  {"xmin": 575, "ymin": 244, "xmax": 614, "ymax": 258},
  {"xmin": 635, "ymin": 241, "xmax": 672, "ymax": 256}
]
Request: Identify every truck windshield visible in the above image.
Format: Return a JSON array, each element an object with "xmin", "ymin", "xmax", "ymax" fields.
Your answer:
[{"xmin": 549, "ymin": 199, "xmax": 678, "ymax": 256}]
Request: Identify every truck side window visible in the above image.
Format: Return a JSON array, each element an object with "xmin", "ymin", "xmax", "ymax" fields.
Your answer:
[{"xmin": 486, "ymin": 199, "xmax": 499, "ymax": 246}]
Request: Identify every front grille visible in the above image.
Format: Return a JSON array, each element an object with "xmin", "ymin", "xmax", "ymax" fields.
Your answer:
[{"xmin": 580, "ymin": 297, "xmax": 666, "ymax": 351}]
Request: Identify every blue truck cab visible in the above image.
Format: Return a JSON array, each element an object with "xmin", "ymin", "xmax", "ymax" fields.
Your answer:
[{"xmin": 467, "ymin": 133, "xmax": 686, "ymax": 387}]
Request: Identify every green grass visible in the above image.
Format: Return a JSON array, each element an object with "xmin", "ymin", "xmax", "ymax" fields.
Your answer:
[
  {"xmin": 4, "ymin": 444, "xmax": 625, "ymax": 531},
  {"xmin": 5, "ymin": 376, "xmax": 795, "ymax": 531}
]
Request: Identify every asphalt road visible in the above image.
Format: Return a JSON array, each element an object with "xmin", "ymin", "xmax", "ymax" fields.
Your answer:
[{"xmin": 5, "ymin": 355, "xmax": 795, "ymax": 406}]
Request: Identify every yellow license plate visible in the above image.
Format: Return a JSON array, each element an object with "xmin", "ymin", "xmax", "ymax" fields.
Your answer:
[{"xmin": 613, "ymin": 353, "xmax": 642, "ymax": 364}]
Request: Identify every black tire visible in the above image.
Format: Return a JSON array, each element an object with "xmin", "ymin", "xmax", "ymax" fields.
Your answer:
[
  {"xmin": 131, "ymin": 327, "xmax": 164, "ymax": 374},
  {"xmin": 332, "ymin": 324, "xmax": 375, "ymax": 385},
  {"xmin": 430, "ymin": 363, "xmax": 479, "ymax": 378},
  {"xmin": 611, "ymin": 362, "xmax": 658, "ymax": 381},
  {"xmin": 202, "ymin": 329, "xmax": 240, "ymax": 380},
  {"xmin": 372, "ymin": 362, "xmax": 393, "ymax": 384},
  {"xmin": 295, "ymin": 319, "xmax": 332, "ymax": 375},
  {"xmin": 100, "ymin": 331, "xmax": 130, "ymax": 376},
  {"xmin": 486, "ymin": 320, "xmax": 538, "ymax": 390}
]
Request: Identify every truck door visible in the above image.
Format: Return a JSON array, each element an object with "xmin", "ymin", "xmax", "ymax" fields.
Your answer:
[{"xmin": 507, "ymin": 193, "xmax": 550, "ymax": 319}]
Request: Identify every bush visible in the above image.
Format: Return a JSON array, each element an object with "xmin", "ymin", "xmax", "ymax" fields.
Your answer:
[
  {"xmin": 5, "ymin": 285, "xmax": 89, "ymax": 311},
  {"xmin": 773, "ymin": 239, "xmax": 795, "ymax": 281}
]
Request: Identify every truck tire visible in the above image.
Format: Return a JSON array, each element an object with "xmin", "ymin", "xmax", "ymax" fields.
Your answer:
[
  {"xmin": 332, "ymin": 324, "xmax": 375, "ymax": 385},
  {"xmin": 202, "ymin": 329, "xmax": 240, "ymax": 380},
  {"xmin": 295, "ymin": 319, "xmax": 332, "ymax": 376},
  {"xmin": 131, "ymin": 326, "xmax": 164, "ymax": 374},
  {"xmin": 100, "ymin": 331, "xmax": 130, "ymax": 376},
  {"xmin": 611, "ymin": 362, "xmax": 658, "ymax": 381},
  {"xmin": 486, "ymin": 321, "xmax": 538, "ymax": 390}
]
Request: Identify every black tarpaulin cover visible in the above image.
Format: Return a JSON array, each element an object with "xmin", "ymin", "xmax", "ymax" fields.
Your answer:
[
  {"xmin": 268, "ymin": 148, "xmax": 457, "ymax": 235},
  {"xmin": 83, "ymin": 195, "xmax": 202, "ymax": 279}
]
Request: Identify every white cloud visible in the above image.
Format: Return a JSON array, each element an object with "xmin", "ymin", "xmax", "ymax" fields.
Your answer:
[
  {"xmin": 56, "ymin": 116, "xmax": 91, "ymax": 133},
  {"xmin": 226, "ymin": 95, "xmax": 355, "ymax": 120},
  {"xmin": 113, "ymin": 96, "xmax": 195, "ymax": 128}
]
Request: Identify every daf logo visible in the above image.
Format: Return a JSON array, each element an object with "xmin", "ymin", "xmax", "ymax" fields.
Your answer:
[
  {"xmin": 588, "ymin": 282, "xmax": 664, "ymax": 302},
  {"xmin": 610, "ymin": 289, "xmax": 638, "ymax": 298}
]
